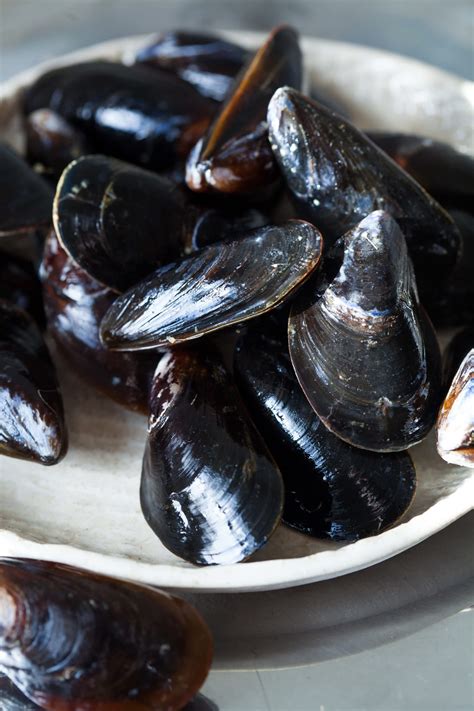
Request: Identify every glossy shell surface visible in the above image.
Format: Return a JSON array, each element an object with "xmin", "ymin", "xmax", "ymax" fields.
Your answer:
[
  {"xmin": 0, "ymin": 300, "xmax": 67, "ymax": 465},
  {"xmin": 141, "ymin": 348, "xmax": 284, "ymax": 564},
  {"xmin": 0, "ymin": 558, "xmax": 213, "ymax": 710},
  {"xmin": 289, "ymin": 211, "xmax": 442, "ymax": 452},
  {"xmin": 101, "ymin": 220, "xmax": 322, "ymax": 350},
  {"xmin": 235, "ymin": 324, "xmax": 417, "ymax": 540},
  {"xmin": 437, "ymin": 350, "xmax": 474, "ymax": 468}
]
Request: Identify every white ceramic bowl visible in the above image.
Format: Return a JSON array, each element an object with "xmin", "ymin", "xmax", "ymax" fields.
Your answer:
[{"xmin": 0, "ymin": 32, "xmax": 473, "ymax": 592}]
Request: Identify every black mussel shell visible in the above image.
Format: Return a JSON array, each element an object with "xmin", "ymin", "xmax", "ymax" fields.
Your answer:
[
  {"xmin": 0, "ymin": 251, "xmax": 45, "ymax": 327},
  {"xmin": 186, "ymin": 26, "xmax": 302, "ymax": 196},
  {"xmin": 40, "ymin": 231, "xmax": 160, "ymax": 414},
  {"xmin": 0, "ymin": 675, "xmax": 41, "ymax": 710},
  {"xmin": 25, "ymin": 108, "xmax": 89, "ymax": 179},
  {"xmin": 421, "ymin": 208, "xmax": 474, "ymax": 329},
  {"xmin": 289, "ymin": 211, "xmax": 442, "ymax": 452},
  {"xmin": 23, "ymin": 60, "xmax": 215, "ymax": 170},
  {"xmin": 0, "ymin": 299, "xmax": 67, "ymax": 464},
  {"xmin": 135, "ymin": 31, "xmax": 249, "ymax": 102},
  {"xmin": 443, "ymin": 327, "xmax": 474, "ymax": 390},
  {"xmin": 100, "ymin": 220, "xmax": 322, "ymax": 350},
  {"xmin": 0, "ymin": 142, "xmax": 53, "ymax": 240},
  {"xmin": 140, "ymin": 347, "xmax": 284, "ymax": 564},
  {"xmin": 53, "ymin": 154, "xmax": 197, "ymax": 291},
  {"xmin": 437, "ymin": 349, "xmax": 474, "ymax": 468},
  {"xmin": 367, "ymin": 131, "xmax": 474, "ymax": 212},
  {"xmin": 0, "ymin": 558, "xmax": 213, "ymax": 710},
  {"xmin": 267, "ymin": 87, "xmax": 461, "ymax": 285},
  {"xmin": 234, "ymin": 323, "xmax": 416, "ymax": 540}
]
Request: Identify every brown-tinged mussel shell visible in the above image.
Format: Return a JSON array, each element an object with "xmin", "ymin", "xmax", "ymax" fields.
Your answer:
[
  {"xmin": 0, "ymin": 675, "xmax": 41, "ymax": 710},
  {"xmin": 0, "ymin": 142, "xmax": 53, "ymax": 241},
  {"xmin": 40, "ymin": 231, "xmax": 160, "ymax": 414},
  {"xmin": 53, "ymin": 154, "xmax": 198, "ymax": 291},
  {"xmin": 420, "ymin": 208, "xmax": 474, "ymax": 329},
  {"xmin": 25, "ymin": 108, "xmax": 89, "ymax": 180},
  {"xmin": 0, "ymin": 251, "xmax": 45, "ymax": 327},
  {"xmin": 437, "ymin": 349, "xmax": 474, "ymax": 468},
  {"xmin": 186, "ymin": 26, "xmax": 302, "ymax": 196},
  {"xmin": 267, "ymin": 87, "xmax": 462, "ymax": 285},
  {"xmin": 234, "ymin": 320, "xmax": 416, "ymax": 540},
  {"xmin": 135, "ymin": 31, "xmax": 249, "ymax": 102},
  {"xmin": 367, "ymin": 131, "xmax": 474, "ymax": 212},
  {"xmin": 100, "ymin": 220, "xmax": 322, "ymax": 351},
  {"xmin": 0, "ymin": 558, "xmax": 213, "ymax": 710},
  {"xmin": 140, "ymin": 347, "xmax": 284, "ymax": 564},
  {"xmin": 23, "ymin": 60, "xmax": 215, "ymax": 170},
  {"xmin": 0, "ymin": 299, "xmax": 67, "ymax": 464},
  {"xmin": 442, "ymin": 327, "xmax": 474, "ymax": 390},
  {"xmin": 288, "ymin": 211, "xmax": 442, "ymax": 452}
]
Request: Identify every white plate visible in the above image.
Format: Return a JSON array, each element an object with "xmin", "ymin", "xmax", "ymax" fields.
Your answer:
[{"xmin": 0, "ymin": 33, "xmax": 473, "ymax": 592}]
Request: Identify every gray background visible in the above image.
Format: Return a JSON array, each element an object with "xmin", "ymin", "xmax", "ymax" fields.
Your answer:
[
  {"xmin": 0, "ymin": 0, "xmax": 473, "ymax": 80},
  {"xmin": 0, "ymin": 1, "xmax": 473, "ymax": 710}
]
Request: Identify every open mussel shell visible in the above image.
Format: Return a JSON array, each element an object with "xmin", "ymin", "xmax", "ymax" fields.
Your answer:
[
  {"xmin": 0, "ymin": 558, "xmax": 213, "ymax": 710},
  {"xmin": 100, "ymin": 220, "xmax": 322, "ymax": 350},
  {"xmin": 23, "ymin": 60, "xmax": 215, "ymax": 170},
  {"xmin": 186, "ymin": 25, "xmax": 302, "ymax": 196},
  {"xmin": 0, "ymin": 251, "xmax": 45, "ymax": 327},
  {"xmin": 367, "ymin": 131, "xmax": 474, "ymax": 212},
  {"xmin": 141, "ymin": 347, "xmax": 284, "ymax": 565},
  {"xmin": 267, "ymin": 87, "xmax": 461, "ymax": 285},
  {"xmin": 289, "ymin": 211, "xmax": 442, "ymax": 453},
  {"xmin": 234, "ymin": 323, "xmax": 416, "ymax": 540},
  {"xmin": 25, "ymin": 108, "xmax": 89, "ymax": 179},
  {"xmin": 41, "ymin": 231, "xmax": 160, "ymax": 414},
  {"xmin": 0, "ymin": 142, "xmax": 53, "ymax": 241},
  {"xmin": 437, "ymin": 350, "xmax": 474, "ymax": 468},
  {"xmin": 0, "ymin": 299, "xmax": 67, "ymax": 464},
  {"xmin": 54, "ymin": 154, "xmax": 196, "ymax": 291},
  {"xmin": 135, "ymin": 31, "xmax": 249, "ymax": 102}
]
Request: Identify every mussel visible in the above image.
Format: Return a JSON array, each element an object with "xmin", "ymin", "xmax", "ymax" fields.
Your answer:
[
  {"xmin": 135, "ymin": 31, "xmax": 249, "ymax": 102},
  {"xmin": 0, "ymin": 299, "xmax": 67, "ymax": 464},
  {"xmin": 186, "ymin": 25, "xmax": 302, "ymax": 196},
  {"xmin": 40, "ymin": 231, "xmax": 160, "ymax": 414},
  {"xmin": 0, "ymin": 142, "xmax": 53, "ymax": 241},
  {"xmin": 367, "ymin": 131, "xmax": 474, "ymax": 212},
  {"xmin": 0, "ymin": 558, "xmax": 213, "ymax": 709},
  {"xmin": 0, "ymin": 251, "xmax": 45, "ymax": 327},
  {"xmin": 140, "ymin": 347, "xmax": 284, "ymax": 564},
  {"xmin": 288, "ymin": 211, "xmax": 442, "ymax": 452},
  {"xmin": 53, "ymin": 154, "xmax": 197, "ymax": 291},
  {"xmin": 437, "ymin": 350, "xmax": 474, "ymax": 468},
  {"xmin": 234, "ymin": 321, "xmax": 416, "ymax": 539},
  {"xmin": 267, "ymin": 87, "xmax": 462, "ymax": 284},
  {"xmin": 24, "ymin": 60, "xmax": 215, "ymax": 170},
  {"xmin": 26, "ymin": 108, "xmax": 89, "ymax": 179},
  {"xmin": 100, "ymin": 220, "xmax": 322, "ymax": 350}
]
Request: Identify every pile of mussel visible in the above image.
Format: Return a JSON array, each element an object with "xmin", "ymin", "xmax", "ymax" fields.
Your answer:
[
  {"xmin": 1, "ymin": 24, "xmax": 474, "ymax": 709},
  {"xmin": 1, "ymin": 26, "xmax": 474, "ymax": 565}
]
